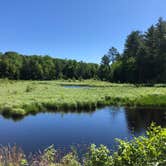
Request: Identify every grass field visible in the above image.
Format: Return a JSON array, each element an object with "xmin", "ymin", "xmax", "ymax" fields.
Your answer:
[{"xmin": 1, "ymin": 79, "xmax": 166, "ymax": 117}]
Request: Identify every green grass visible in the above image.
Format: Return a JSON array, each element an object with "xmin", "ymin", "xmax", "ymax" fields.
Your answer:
[{"xmin": 0, "ymin": 79, "xmax": 166, "ymax": 117}]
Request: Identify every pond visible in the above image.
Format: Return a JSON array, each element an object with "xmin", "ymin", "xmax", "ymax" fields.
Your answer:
[{"xmin": 0, "ymin": 107, "xmax": 166, "ymax": 154}]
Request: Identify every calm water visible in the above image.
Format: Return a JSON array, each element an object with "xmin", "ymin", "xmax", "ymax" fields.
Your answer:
[{"xmin": 0, "ymin": 107, "xmax": 166, "ymax": 153}]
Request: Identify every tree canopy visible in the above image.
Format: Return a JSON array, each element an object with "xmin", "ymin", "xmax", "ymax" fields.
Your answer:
[
  {"xmin": 0, "ymin": 53, "xmax": 99, "ymax": 80},
  {"xmin": 110, "ymin": 17, "xmax": 166, "ymax": 83}
]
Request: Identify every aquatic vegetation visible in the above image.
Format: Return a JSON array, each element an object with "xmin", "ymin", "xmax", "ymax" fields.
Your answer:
[
  {"xmin": 0, "ymin": 145, "xmax": 27, "ymax": 166},
  {"xmin": 0, "ymin": 124, "xmax": 165, "ymax": 166},
  {"xmin": 1, "ymin": 79, "xmax": 166, "ymax": 116}
]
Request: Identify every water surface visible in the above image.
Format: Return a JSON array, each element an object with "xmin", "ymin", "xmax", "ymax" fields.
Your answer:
[{"xmin": 0, "ymin": 107, "xmax": 165, "ymax": 153}]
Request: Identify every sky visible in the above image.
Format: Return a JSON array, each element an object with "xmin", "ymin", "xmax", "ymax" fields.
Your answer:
[{"xmin": 0, "ymin": 0, "xmax": 166, "ymax": 63}]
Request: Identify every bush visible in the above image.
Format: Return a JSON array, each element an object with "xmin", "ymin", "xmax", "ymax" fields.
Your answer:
[
  {"xmin": 112, "ymin": 123, "xmax": 166, "ymax": 166},
  {"xmin": 60, "ymin": 153, "xmax": 81, "ymax": 166},
  {"xmin": 84, "ymin": 124, "xmax": 166, "ymax": 166},
  {"xmin": 84, "ymin": 144, "xmax": 113, "ymax": 166}
]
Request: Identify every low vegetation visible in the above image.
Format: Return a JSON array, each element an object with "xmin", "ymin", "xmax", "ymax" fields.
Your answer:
[
  {"xmin": 0, "ymin": 124, "xmax": 165, "ymax": 166},
  {"xmin": 1, "ymin": 79, "xmax": 166, "ymax": 117}
]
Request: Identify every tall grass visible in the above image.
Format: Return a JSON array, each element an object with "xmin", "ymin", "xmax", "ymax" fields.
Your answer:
[
  {"xmin": 0, "ymin": 145, "xmax": 26, "ymax": 166},
  {"xmin": 0, "ymin": 79, "xmax": 166, "ymax": 117}
]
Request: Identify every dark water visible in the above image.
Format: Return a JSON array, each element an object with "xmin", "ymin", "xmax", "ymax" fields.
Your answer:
[{"xmin": 0, "ymin": 107, "xmax": 166, "ymax": 154}]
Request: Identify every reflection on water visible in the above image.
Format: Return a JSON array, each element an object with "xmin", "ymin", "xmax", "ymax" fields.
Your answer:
[
  {"xmin": 0, "ymin": 107, "xmax": 165, "ymax": 153},
  {"xmin": 125, "ymin": 108, "xmax": 166, "ymax": 134},
  {"xmin": 1, "ymin": 109, "xmax": 96, "ymax": 122}
]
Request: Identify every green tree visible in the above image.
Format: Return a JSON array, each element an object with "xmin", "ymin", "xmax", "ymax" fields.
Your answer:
[
  {"xmin": 108, "ymin": 47, "xmax": 120, "ymax": 63},
  {"xmin": 98, "ymin": 54, "xmax": 111, "ymax": 81}
]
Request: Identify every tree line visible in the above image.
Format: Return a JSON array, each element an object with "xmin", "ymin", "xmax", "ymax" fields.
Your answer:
[
  {"xmin": 0, "ymin": 52, "xmax": 98, "ymax": 80},
  {"xmin": 105, "ymin": 17, "xmax": 166, "ymax": 83},
  {"xmin": 0, "ymin": 18, "xmax": 166, "ymax": 83}
]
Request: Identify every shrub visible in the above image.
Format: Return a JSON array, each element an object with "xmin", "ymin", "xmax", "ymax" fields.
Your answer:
[
  {"xmin": 30, "ymin": 145, "xmax": 80, "ymax": 166},
  {"xmin": 112, "ymin": 123, "xmax": 166, "ymax": 166},
  {"xmin": 84, "ymin": 144, "xmax": 113, "ymax": 166},
  {"xmin": 60, "ymin": 153, "xmax": 81, "ymax": 166},
  {"xmin": 84, "ymin": 124, "xmax": 166, "ymax": 166}
]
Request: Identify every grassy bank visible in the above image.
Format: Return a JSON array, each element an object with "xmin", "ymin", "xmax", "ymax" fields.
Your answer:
[
  {"xmin": 0, "ymin": 124, "xmax": 165, "ymax": 166},
  {"xmin": 1, "ymin": 79, "xmax": 166, "ymax": 117}
]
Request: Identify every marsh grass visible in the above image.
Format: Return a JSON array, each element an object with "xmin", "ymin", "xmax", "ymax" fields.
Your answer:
[
  {"xmin": 0, "ymin": 145, "xmax": 26, "ymax": 166},
  {"xmin": 0, "ymin": 145, "xmax": 81, "ymax": 166},
  {"xmin": 0, "ymin": 79, "xmax": 166, "ymax": 117}
]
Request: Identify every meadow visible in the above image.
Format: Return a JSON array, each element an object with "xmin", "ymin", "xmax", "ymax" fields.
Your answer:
[{"xmin": 1, "ymin": 79, "xmax": 166, "ymax": 117}]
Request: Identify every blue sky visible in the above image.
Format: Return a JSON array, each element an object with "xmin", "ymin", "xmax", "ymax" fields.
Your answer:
[{"xmin": 0, "ymin": 0, "xmax": 166, "ymax": 63}]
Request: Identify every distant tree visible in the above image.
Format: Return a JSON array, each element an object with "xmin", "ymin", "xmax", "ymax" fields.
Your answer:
[
  {"xmin": 143, "ymin": 25, "xmax": 158, "ymax": 82},
  {"xmin": 0, "ymin": 53, "xmax": 99, "ymax": 80},
  {"xmin": 107, "ymin": 47, "xmax": 120, "ymax": 63},
  {"xmin": 98, "ymin": 54, "xmax": 111, "ymax": 81},
  {"xmin": 0, "ymin": 52, "xmax": 23, "ymax": 79},
  {"xmin": 109, "ymin": 17, "xmax": 166, "ymax": 83},
  {"xmin": 124, "ymin": 31, "xmax": 144, "ymax": 58},
  {"xmin": 101, "ymin": 54, "xmax": 111, "ymax": 66}
]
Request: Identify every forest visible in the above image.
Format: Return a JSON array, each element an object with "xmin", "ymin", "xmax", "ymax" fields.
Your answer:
[
  {"xmin": 110, "ymin": 17, "xmax": 166, "ymax": 83},
  {"xmin": 0, "ymin": 18, "xmax": 166, "ymax": 83}
]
